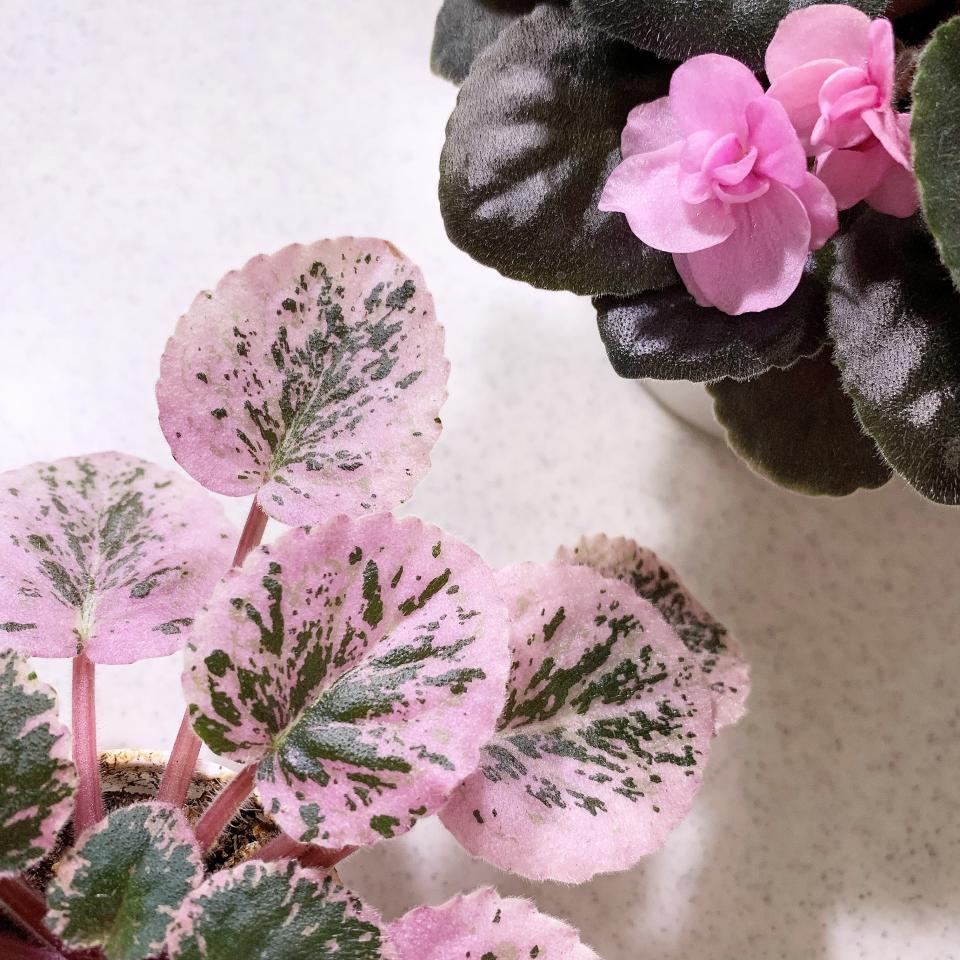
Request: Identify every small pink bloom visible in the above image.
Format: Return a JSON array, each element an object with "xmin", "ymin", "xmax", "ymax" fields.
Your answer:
[
  {"xmin": 766, "ymin": 4, "xmax": 918, "ymax": 216},
  {"xmin": 599, "ymin": 54, "xmax": 837, "ymax": 316}
]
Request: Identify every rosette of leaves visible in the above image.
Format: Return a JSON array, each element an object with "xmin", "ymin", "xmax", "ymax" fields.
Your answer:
[
  {"xmin": 433, "ymin": 3, "xmax": 960, "ymax": 503},
  {"xmin": 439, "ymin": 561, "xmax": 718, "ymax": 883},
  {"xmin": 158, "ymin": 237, "xmax": 448, "ymax": 526},
  {"xmin": 183, "ymin": 513, "xmax": 510, "ymax": 848}
]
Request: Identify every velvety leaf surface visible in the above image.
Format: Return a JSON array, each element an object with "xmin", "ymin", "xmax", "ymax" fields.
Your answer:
[
  {"xmin": 166, "ymin": 860, "xmax": 394, "ymax": 960},
  {"xmin": 0, "ymin": 453, "xmax": 234, "ymax": 663},
  {"xmin": 0, "ymin": 650, "xmax": 75, "ymax": 877},
  {"xmin": 555, "ymin": 535, "xmax": 749, "ymax": 730},
  {"xmin": 828, "ymin": 212, "xmax": 960, "ymax": 503},
  {"xmin": 46, "ymin": 802, "xmax": 202, "ymax": 960},
  {"xmin": 439, "ymin": 563, "xmax": 714, "ymax": 883},
  {"xmin": 184, "ymin": 514, "xmax": 509, "ymax": 847},
  {"xmin": 431, "ymin": 0, "xmax": 539, "ymax": 84},
  {"xmin": 158, "ymin": 238, "xmax": 447, "ymax": 526},
  {"xmin": 708, "ymin": 349, "xmax": 893, "ymax": 496},
  {"xmin": 596, "ymin": 270, "xmax": 828, "ymax": 382},
  {"xmin": 912, "ymin": 15, "xmax": 960, "ymax": 290},
  {"xmin": 389, "ymin": 888, "xmax": 599, "ymax": 960},
  {"xmin": 571, "ymin": 0, "xmax": 885, "ymax": 71},
  {"xmin": 439, "ymin": 4, "xmax": 676, "ymax": 296}
]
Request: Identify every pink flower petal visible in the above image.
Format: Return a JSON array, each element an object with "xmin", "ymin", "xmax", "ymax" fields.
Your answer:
[
  {"xmin": 863, "ymin": 108, "xmax": 910, "ymax": 168},
  {"xmin": 672, "ymin": 253, "xmax": 711, "ymax": 307},
  {"xmin": 746, "ymin": 96, "xmax": 807, "ymax": 188},
  {"xmin": 868, "ymin": 17, "xmax": 895, "ymax": 103},
  {"xmin": 768, "ymin": 59, "xmax": 849, "ymax": 149},
  {"xmin": 714, "ymin": 174, "xmax": 770, "ymax": 204},
  {"xmin": 669, "ymin": 54, "xmax": 763, "ymax": 139},
  {"xmin": 622, "ymin": 97, "xmax": 679, "ymax": 157},
  {"xmin": 766, "ymin": 4, "xmax": 873, "ymax": 81},
  {"xmin": 599, "ymin": 145, "xmax": 735, "ymax": 254},
  {"xmin": 678, "ymin": 182, "xmax": 811, "ymax": 315},
  {"xmin": 816, "ymin": 143, "xmax": 892, "ymax": 210},
  {"xmin": 866, "ymin": 160, "xmax": 919, "ymax": 217},
  {"xmin": 791, "ymin": 173, "xmax": 839, "ymax": 249},
  {"xmin": 390, "ymin": 889, "xmax": 600, "ymax": 960}
]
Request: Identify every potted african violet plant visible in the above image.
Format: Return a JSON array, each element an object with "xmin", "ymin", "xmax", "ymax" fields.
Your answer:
[
  {"xmin": 432, "ymin": 0, "xmax": 960, "ymax": 503},
  {"xmin": 0, "ymin": 237, "xmax": 749, "ymax": 960}
]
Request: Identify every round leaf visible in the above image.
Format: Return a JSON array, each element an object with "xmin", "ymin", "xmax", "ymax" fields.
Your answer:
[
  {"xmin": 912, "ymin": 14, "xmax": 960, "ymax": 291},
  {"xmin": 439, "ymin": 4, "xmax": 676, "ymax": 296},
  {"xmin": 431, "ymin": 0, "xmax": 540, "ymax": 84},
  {"xmin": 828, "ymin": 211, "xmax": 960, "ymax": 504},
  {"xmin": 595, "ymin": 270, "xmax": 828, "ymax": 383},
  {"xmin": 184, "ymin": 514, "xmax": 509, "ymax": 848},
  {"xmin": 46, "ymin": 802, "xmax": 202, "ymax": 960},
  {"xmin": 555, "ymin": 535, "xmax": 749, "ymax": 730},
  {"xmin": 439, "ymin": 562, "xmax": 714, "ymax": 883},
  {"xmin": 390, "ymin": 887, "xmax": 599, "ymax": 960},
  {"xmin": 158, "ymin": 238, "xmax": 448, "ymax": 526},
  {"xmin": 0, "ymin": 452, "xmax": 234, "ymax": 663},
  {"xmin": 0, "ymin": 649, "xmax": 75, "ymax": 877},
  {"xmin": 165, "ymin": 860, "xmax": 394, "ymax": 960},
  {"xmin": 707, "ymin": 349, "xmax": 893, "ymax": 497},
  {"xmin": 571, "ymin": 0, "xmax": 885, "ymax": 72}
]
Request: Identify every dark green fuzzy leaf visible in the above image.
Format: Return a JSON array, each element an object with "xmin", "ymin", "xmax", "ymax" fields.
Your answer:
[
  {"xmin": 595, "ymin": 268, "xmax": 827, "ymax": 383},
  {"xmin": 439, "ymin": 4, "xmax": 676, "ymax": 296},
  {"xmin": 165, "ymin": 861, "xmax": 391, "ymax": 960},
  {"xmin": 0, "ymin": 649, "xmax": 75, "ymax": 877},
  {"xmin": 571, "ymin": 0, "xmax": 885, "ymax": 71},
  {"xmin": 431, "ymin": 0, "xmax": 539, "ymax": 84},
  {"xmin": 708, "ymin": 349, "xmax": 893, "ymax": 496},
  {"xmin": 46, "ymin": 802, "xmax": 203, "ymax": 960},
  {"xmin": 912, "ymin": 14, "xmax": 960, "ymax": 290},
  {"xmin": 828, "ymin": 211, "xmax": 960, "ymax": 503}
]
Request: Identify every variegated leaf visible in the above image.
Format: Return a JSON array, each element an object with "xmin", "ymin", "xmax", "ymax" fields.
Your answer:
[
  {"xmin": 0, "ymin": 649, "xmax": 75, "ymax": 877},
  {"xmin": 390, "ymin": 888, "xmax": 599, "ymax": 960},
  {"xmin": 157, "ymin": 238, "xmax": 448, "ymax": 526},
  {"xmin": 165, "ymin": 860, "xmax": 394, "ymax": 960},
  {"xmin": 439, "ymin": 563, "xmax": 714, "ymax": 883},
  {"xmin": 184, "ymin": 514, "xmax": 509, "ymax": 847},
  {"xmin": 46, "ymin": 802, "xmax": 202, "ymax": 960},
  {"xmin": 0, "ymin": 453, "xmax": 234, "ymax": 663},
  {"xmin": 555, "ymin": 535, "xmax": 749, "ymax": 730}
]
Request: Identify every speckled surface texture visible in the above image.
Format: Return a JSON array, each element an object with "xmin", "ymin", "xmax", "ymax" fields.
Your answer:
[{"xmin": 2, "ymin": 3, "xmax": 960, "ymax": 958}]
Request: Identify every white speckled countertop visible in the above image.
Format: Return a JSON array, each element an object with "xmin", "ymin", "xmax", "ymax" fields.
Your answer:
[{"xmin": 3, "ymin": 3, "xmax": 960, "ymax": 957}]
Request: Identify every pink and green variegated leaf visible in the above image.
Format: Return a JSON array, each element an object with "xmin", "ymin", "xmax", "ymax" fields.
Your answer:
[
  {"xmin": 166, "ymin": 860, "xmax": 395, "ymax": 960},
  {"xmin": 439, "ymin": 563, "xmax": 715, "ymax": 883},
  {"xmin": 157, "ymin": 238, "xmax": 448, "ymax": 527},
  {"xmin": 0, "ymin": 453, "xmax": 234, "ymax": 663},
  {"xmin": 555, "ymin": 535, "xmax": 750, "ymax": 730},
  {"xmin": 0, "ymin": 649, "xmax": 75, "ymax": 877},
  {"xmin": 46, "ymin": 802, "xmax": 202, "ymax": 960},
  {"xmin": 183, "ymin": 514, "xmax": 509, "ymax": 847},
  {"xmin": 390, "ymin": 888, "xmax": 599, "ymax": 960}
]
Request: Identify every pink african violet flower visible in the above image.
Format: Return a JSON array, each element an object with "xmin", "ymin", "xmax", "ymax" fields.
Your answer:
[
  {"xmin": 766, "ymin": 4, "xmax": 918, "ymax": 217},
  {"xmin": 600, "ymin": 54, "xmax": 837, "ymax": 316}
]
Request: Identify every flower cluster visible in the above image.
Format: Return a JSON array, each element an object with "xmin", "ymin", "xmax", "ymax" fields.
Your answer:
[
  {"xmin": 599, "ymin": 6, "xmax": 915, "ymax": 316},
  {"xmin": 433, "ymin": 0, "xmax": 960, "ymax": 505}
]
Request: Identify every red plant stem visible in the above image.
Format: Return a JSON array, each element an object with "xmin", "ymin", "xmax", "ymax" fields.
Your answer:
[
  {"xmin": 194, "ymin": 763, "xmax": 257, "ymax": 853},
  {"xmin": 254, "ymin": 834, "xmax": 356, "ymax": 870},
  {"xmin": 71, "ymin": 653, "xmax": 103, "ymax": 835},
  {"xmin": 157, "ymin": 500, "xmax": 268, "ymax": 808},
  {"xmin": 298, "ymin": 844, "xmax": 356, "ymax": 870},
  {"xmin": 154, "ymin": 712, "xmax": 202, "ymax": 807},
  {"xmin": 0, "ymin": 877, "xmax": 62, "ymax": 953},
  {"xmin": 0, "ymin": 931, "xmax": 66, "ymax": 960}
]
